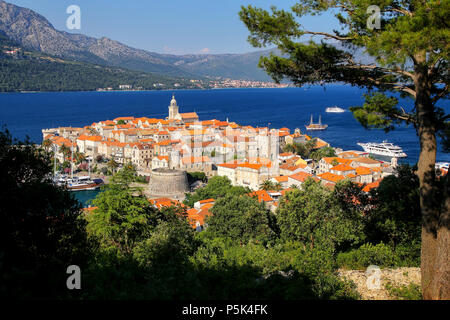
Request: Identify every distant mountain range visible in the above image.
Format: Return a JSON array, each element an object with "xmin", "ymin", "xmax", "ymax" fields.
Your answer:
[
  {"xmin": 0, "ymin": 0, "xmax": 275, "ymax": 81},
  {"xmin": 0, "ymin": 29, "xmax": 202, "ymax": 92}
]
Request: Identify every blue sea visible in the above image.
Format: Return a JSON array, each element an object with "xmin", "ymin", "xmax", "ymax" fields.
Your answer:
[
  {"xmin": 1, "ymin": 85, "xmax": 449, "ymax": 165},
  {"xmin": 72, "ymin": 190, "xmax": 101, "ymax": 207}
]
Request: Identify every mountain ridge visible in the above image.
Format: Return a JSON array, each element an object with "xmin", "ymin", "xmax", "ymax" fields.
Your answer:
[
  {"xmin": 0, "ymin": 0, "xmax": 274, "ymax": 81},
  {"xmin": 0, "ymin": 30, "xmax": 201, "ymax": 92}
]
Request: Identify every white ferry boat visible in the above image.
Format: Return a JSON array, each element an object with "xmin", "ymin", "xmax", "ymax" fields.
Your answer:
[
  {"xmin": 325, "ymin": 106, "xmax": 346, "ymax": 113},
  {"xmin": 357, "ymin": 141, "xmax": 407, "ymax": 158}
]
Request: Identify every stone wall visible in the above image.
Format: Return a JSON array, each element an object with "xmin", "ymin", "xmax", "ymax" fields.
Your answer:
[{"xmin": 338, "ymin": 267, "xmax": 421, "ymax": 300}]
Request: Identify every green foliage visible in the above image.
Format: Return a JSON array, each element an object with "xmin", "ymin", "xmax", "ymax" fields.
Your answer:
[
  {"xmin": 134, "ymin": 175, "xmax": 149, "ymax": 184},
  {"xmin": 276, "ymin": 179, "xmax": 364, "ymax": 251},
  {"xmin": 1, "ymin": 129, "xmax": 424, "ymax": 300},
  {"xmin": 100, "ymin": 166, "xmax": 108, "ymax": 175},
  {"xmin": 273, "ymin": 182, "xmax": 283, "ymax": 191},
  {"xmin": 206, "ymin": 195, "xmax": 277, "ymax": 245},
  {"xmin": 0, "ymin": 38, "xmax": 195, "ymax": 92},
  {"xmin": 190, "ymin": 238, "xmax": 359, "ymax": 300},
  {"xmin": 260, "ymin": 179, "xmax": 275, "ymax": 190},
  {"xmin": 284, "ymin": 139, "xmax": 317, "ymax": 158},
  {"xmin": 337, "ymin": 242, "xmax": 405, "ymax": 269},
  {"xmin": 132, "ymin": 212, "xmax": 197, "ymax": 268},
  {"xmin": 0, "ymin": 129, "xmax": 91, "ymax": 299},
  {"xmin": 333, "ymin": 180, "xmax": 369, "ymax": 219},
  {"xmin": 107, "ymin": 159, "xmax": 119, "ymax": 173},
  {"xmin": 183, "ymin": 176, "xmax": 250, "ymax": 207},
  {"xmin": 365, "ymin": 165, "xmax": 422, "ymax": 247},
  {"xmin": 385, "ymin": 282, "xmax": 422, "ymax": 300},
  {"xmin": 62, "ymin": 160, "xmax": 70, "ymax": 169},
  {"xmin": 87, "ymin": 166, "xmax": 159, "ymax": 255},
  {"xmin": 439, "ymin": 121, "xmax": 450, "ymax": 153},
  {"xmin": 350, "ymin": 92, "xmax": 405, "ymax": 133},
  {"xmin": 186, "ymin": 172, "xmax": 207, "ymax": 185},
  {"xmin": 310, "ymin": 146, "xmax": 336, "ymax": 161},
  {"xmin": 116, "ymin": 120, "xmax": 126, "ymax": 125}
]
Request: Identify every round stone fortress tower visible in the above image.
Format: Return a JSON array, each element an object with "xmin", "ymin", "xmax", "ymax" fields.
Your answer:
[{"xmin": 148, "ymin": 168, "xmax": 189, "ymax": 200}]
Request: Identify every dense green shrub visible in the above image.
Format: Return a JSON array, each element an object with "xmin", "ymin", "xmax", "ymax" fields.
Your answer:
[
  {"xmin": 336, "ymin": 243, "xmax": 399, "ymax": 269},
  {"xmin": 385, "ymin": 282, "xmax": 422, "ymax": 300}
]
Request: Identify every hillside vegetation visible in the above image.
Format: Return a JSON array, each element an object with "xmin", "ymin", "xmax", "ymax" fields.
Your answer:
[{"xmin": 0, "ymin": 32, "xmax": 196, "ymax": 92}]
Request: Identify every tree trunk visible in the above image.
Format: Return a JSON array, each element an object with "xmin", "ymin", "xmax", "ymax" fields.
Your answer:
[{"xmin": 415, "ymin": 65, "xmax": 450, "ymax": 300}]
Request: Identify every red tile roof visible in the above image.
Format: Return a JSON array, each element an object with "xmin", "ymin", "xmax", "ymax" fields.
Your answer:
[
  {"xmin": 318, "ymin": 172, "xmax": 345, "ymax": 183},
  {"xmin": 331, "ymin": 164, "xmax": 355, "ymax": 172},
  {"xmin": 149, "ymin": 198, "xmax": 183, "ymax": 209},
  {"xmin": 187, "ymin": 203, "xmax": 214, "ymax": 228},
  {"xmin": 181, "ymin": 156, "xmax": 211, "ymax": 165},
  {"xmin": 289, "ymin": 171, "xmax": 313, "ymax": 182},
  {"xmin": 248, "ymin": 190, "xmax": 274, "ymax": 203},
  {"xmin": 362, "ymin": 180, "xmax": 382, "ymax": 192},
  {"xmin": 355, "ymin": 166, "xmax": 372, "ymax": 176}
]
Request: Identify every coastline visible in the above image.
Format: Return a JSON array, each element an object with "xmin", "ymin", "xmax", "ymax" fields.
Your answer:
[
  {"xmin": 0, "ymin": 83, "xmax": 362, "ymax": 95},
  {"xmin": 0, "ymin": 86, "xmax": 297, "ymax": 94}
]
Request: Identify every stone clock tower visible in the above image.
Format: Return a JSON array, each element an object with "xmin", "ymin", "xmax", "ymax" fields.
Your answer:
[{"xmin": 168, "ymin": 94, "xmax": 179, "ymax": 120}]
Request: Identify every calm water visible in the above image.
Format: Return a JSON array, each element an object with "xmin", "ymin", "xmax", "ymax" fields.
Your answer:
[
  {"xmin": 1, "ymin": 86, "xmax": 449, "ymax": 166},
  {"xmin": 73, "ymin": 189, "xmax": 102, "ymax": 207}
]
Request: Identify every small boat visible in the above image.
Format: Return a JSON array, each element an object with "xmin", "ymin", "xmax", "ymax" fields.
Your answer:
[
  {"xmin": 66, "ymin": 176, "xmax": 104, "ymax": 191},
  {"xmin": 52, "ymin": 142, "xmax": 103, "ymax": 191},
  {"xmin": 326, "ymin": 106, "xmax": 346, "ymax": 113},
  {"xmin": 53, "ymin": 173, "xmax": 68, "ymax": 187},
  {"xmin": 305, "ymin": 115, "xmax": 328, "ymax": 130}
]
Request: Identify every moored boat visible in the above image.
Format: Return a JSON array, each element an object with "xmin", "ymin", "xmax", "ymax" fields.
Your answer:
[
  {"xmin": 305, "ymin": 115, "xmax": 328, "ymax": 130},
  {"xmin": 66, "ymin": 176, "xmax": 104, "ymax": 191}
]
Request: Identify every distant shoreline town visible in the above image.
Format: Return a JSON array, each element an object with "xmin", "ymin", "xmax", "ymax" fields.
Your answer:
[{"xmin": 96, "ymin": 79, "xmax": 293, "ymax": 92}]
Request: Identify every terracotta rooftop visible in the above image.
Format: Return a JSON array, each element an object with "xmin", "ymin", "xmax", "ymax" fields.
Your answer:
[{"xmin": 289, "ymin": 171, "xmax": 313, "ymax": 182}]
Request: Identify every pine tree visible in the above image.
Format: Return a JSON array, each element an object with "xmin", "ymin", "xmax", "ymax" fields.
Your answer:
[{"xmin": 240, "ymin": 0, "xmax": 449, "ymax": 299}]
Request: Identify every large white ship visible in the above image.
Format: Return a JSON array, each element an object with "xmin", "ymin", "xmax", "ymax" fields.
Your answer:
[
  {"xmin": 325, "ymin": 106, "xmax": 346, "ymax": 113},
  {"xmin": 357, "ymin": 141, "xmax": 407, "ymax": 158}
]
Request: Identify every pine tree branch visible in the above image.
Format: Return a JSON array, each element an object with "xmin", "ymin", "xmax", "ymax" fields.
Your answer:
[
  {"xmin": 301, "ymin": 31, "xmax": 354, "ymax": 41},
  {"xmin": 346, "ymin": 60, "xmax": 415, "ymax": 80},
  {"xmin": 431, "ymin": 85, "xmax": 449, "ymax": 105},
  {"xmin": 389, "ymin": 6, "xmax": 413, "ymax": 17},
  {"xmin": 366, "ymin": 76, "xmax": 417, "ymax": 98}
]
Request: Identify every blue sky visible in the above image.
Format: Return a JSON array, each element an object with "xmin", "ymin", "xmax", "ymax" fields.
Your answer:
[{"xmin": 6, "ymin": 0, "xmax": 340, "ymax": 54}]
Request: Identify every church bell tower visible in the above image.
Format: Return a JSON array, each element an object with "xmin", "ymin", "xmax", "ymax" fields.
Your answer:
[{"xmin": 168, "ymin": 94, "xmax": 179, "ymax": 120}]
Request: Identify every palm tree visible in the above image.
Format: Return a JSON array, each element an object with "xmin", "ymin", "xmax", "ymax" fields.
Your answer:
[
  {"xmin": 260, "ymin": 180, "xmax": 275, "ymax": 191},
  {"xmin": 42, "ymin": 139, "xmax": 53, "ymax": 152},
  {"xmin": 107, "ymin": 159, "xmax": 119, "ymax": 174},
  {"xmin": 59, "ymin": 144, "xmax": 70, "ymax": 161},
  {"xmin": 74, "ymin": 151, "xmax": 86, "ymax": 165},
  {"xmin": 283, "ymin": 144, "xmax": 296, "ymax": 153},
  {"xmin": 273, "ymin": 182, "xmax": 283, "ymax": 191}
]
